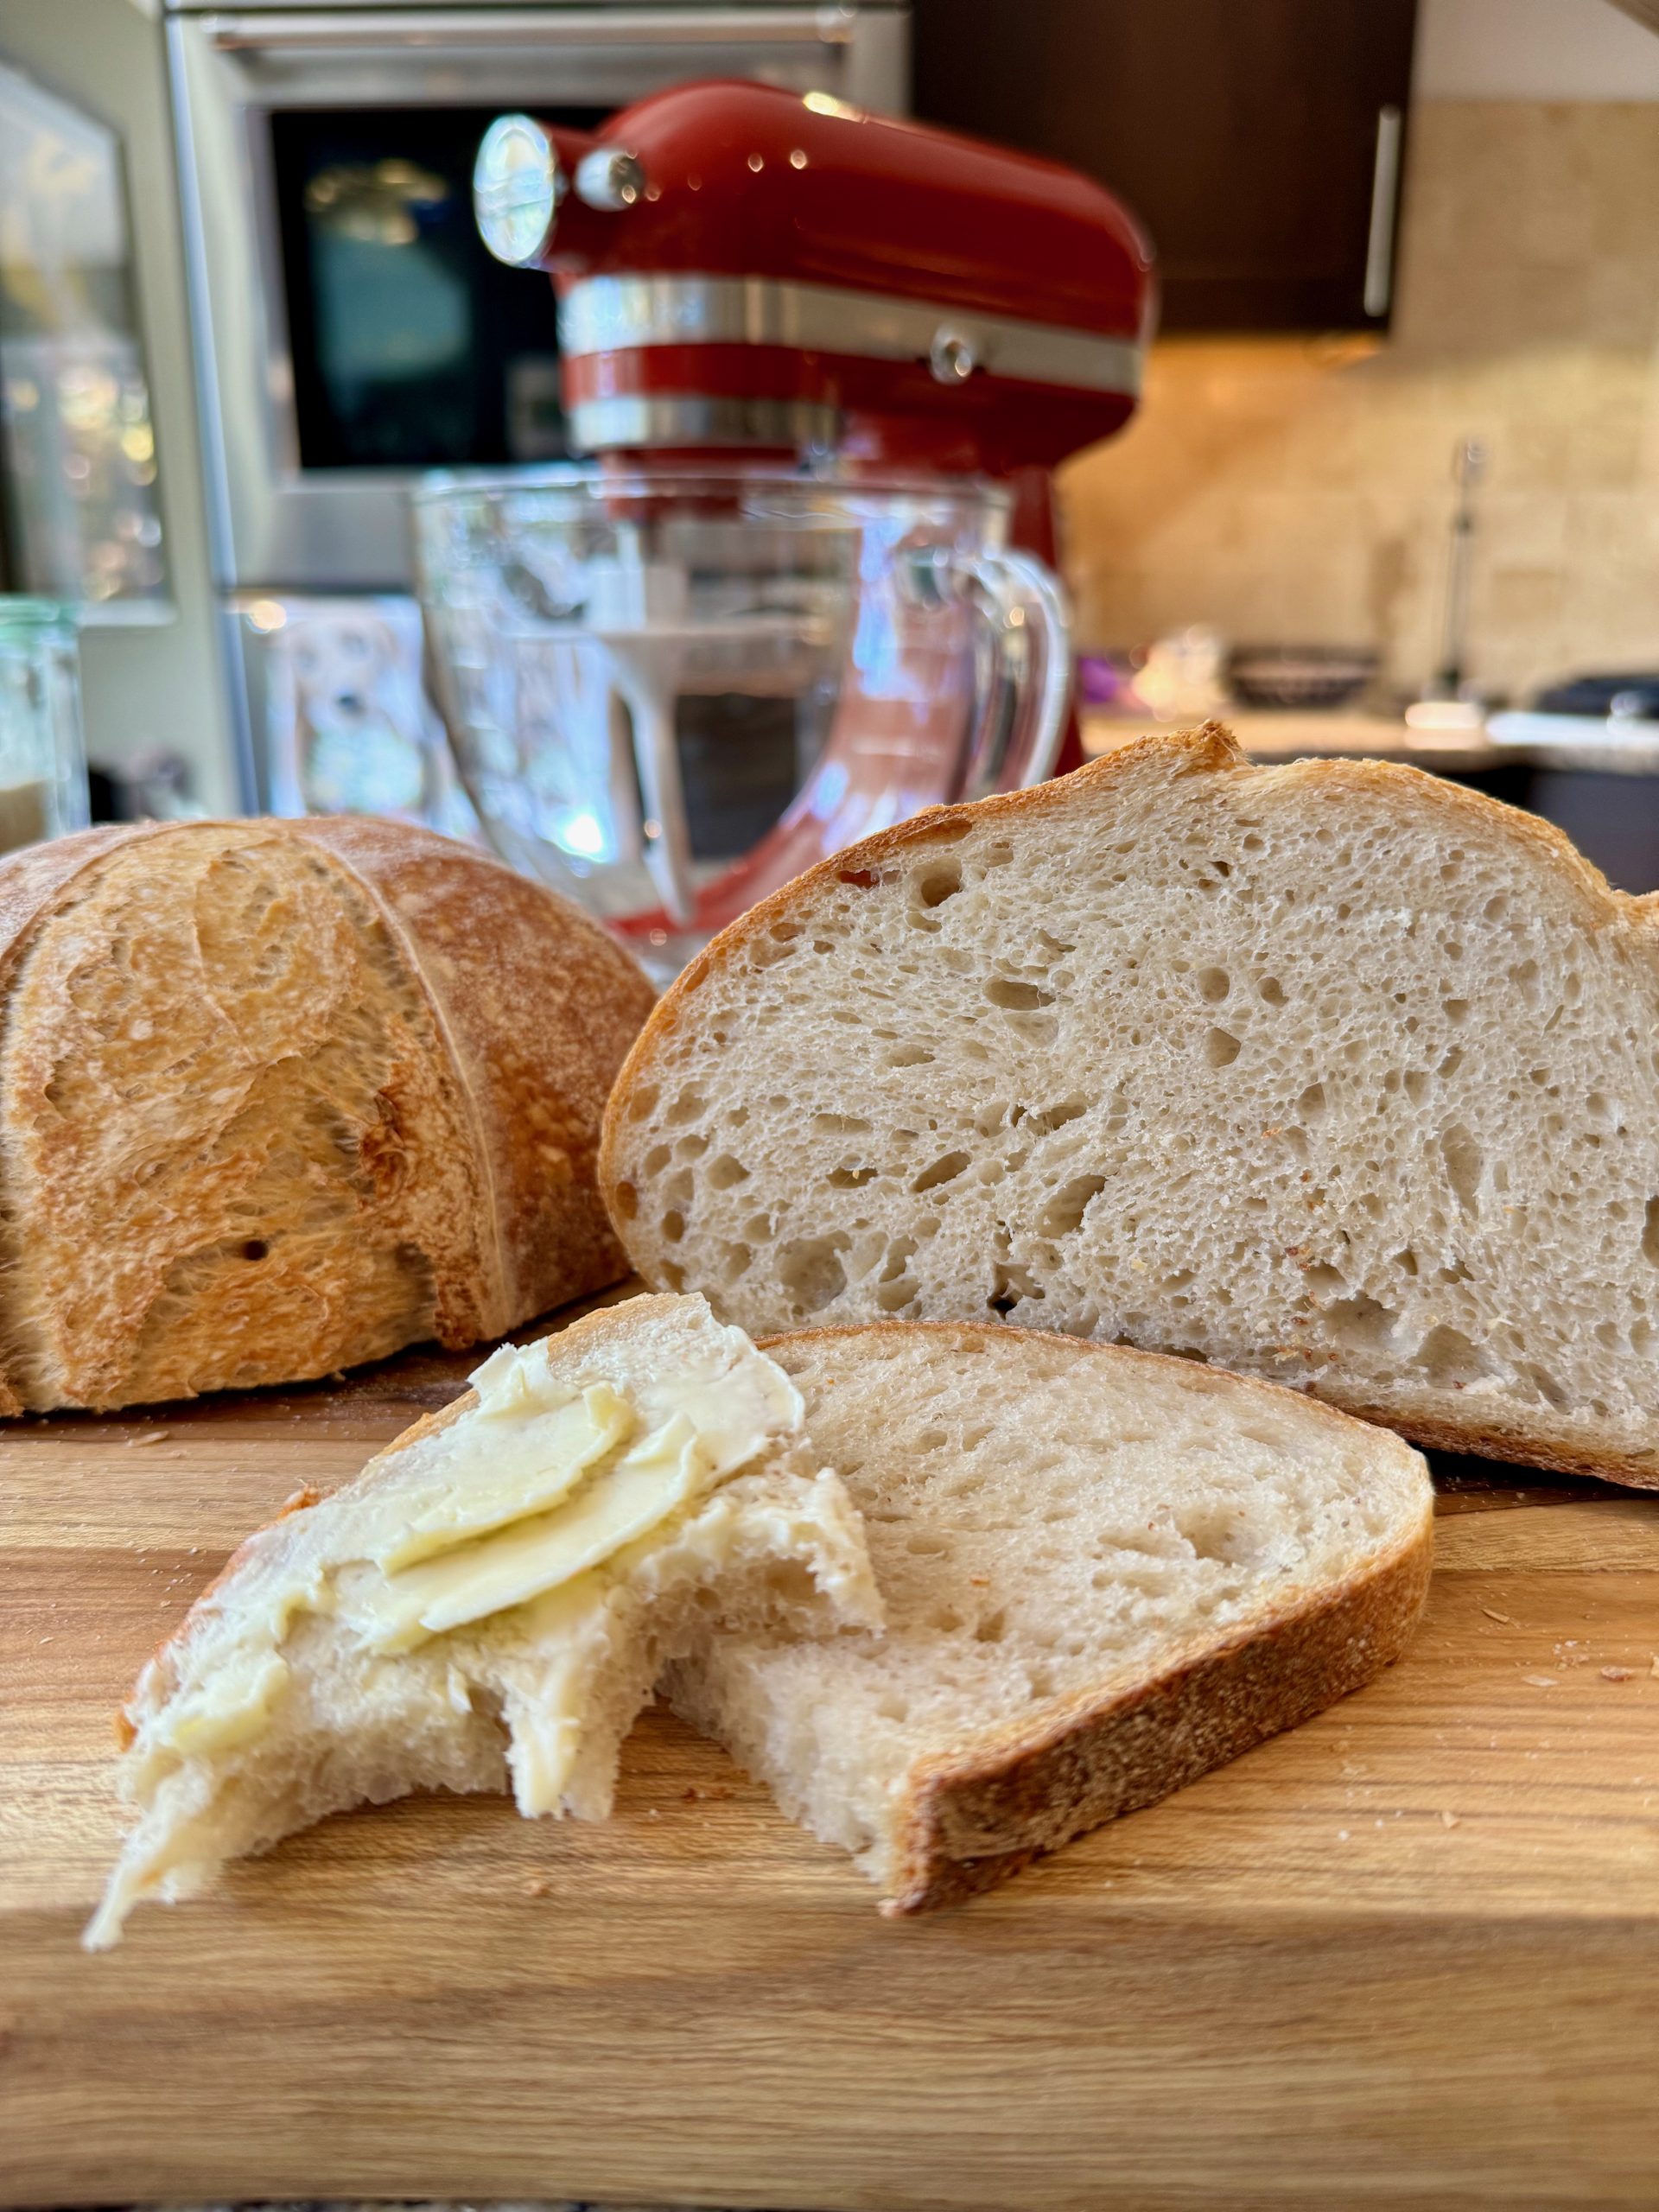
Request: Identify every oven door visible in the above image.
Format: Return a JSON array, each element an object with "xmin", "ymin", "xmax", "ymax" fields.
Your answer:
[{"xmin": 168, "ymin": 7, "xmax": 910, "ymax": 591}]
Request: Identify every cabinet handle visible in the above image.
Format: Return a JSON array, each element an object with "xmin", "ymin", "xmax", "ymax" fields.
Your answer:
[{"xmin": 1363, "ymin": 104, "xmax": 1403, "ymax": 319}]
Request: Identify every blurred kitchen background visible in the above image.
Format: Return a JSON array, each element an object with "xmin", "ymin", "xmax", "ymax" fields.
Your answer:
[{"xmin": 6, "ymin": 0, "xmax": 1659, "ymax": 897}]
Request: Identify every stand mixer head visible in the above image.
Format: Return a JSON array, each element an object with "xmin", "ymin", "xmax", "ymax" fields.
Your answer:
[{"xmin": 474, "ymin": 79, "xmax": 1154, "ymax": 480}]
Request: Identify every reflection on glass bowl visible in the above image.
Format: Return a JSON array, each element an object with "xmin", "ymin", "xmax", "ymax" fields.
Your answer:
[{"xmin": 413, "ymin": 463, "xmax": 1070, "ymax": 980}]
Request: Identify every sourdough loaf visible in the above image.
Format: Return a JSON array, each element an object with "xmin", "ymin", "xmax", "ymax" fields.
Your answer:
[
  {"xmin": 668, "ymin": 1321, "xmax": 1431, "ymax": 1910},
  {"xmin": 0, "ymin": 817, "xmax": 654, "ymax": 1411},
  {"xmin": 603, "ymin": 723, "xmax": 1659, "ymax": 1484}
]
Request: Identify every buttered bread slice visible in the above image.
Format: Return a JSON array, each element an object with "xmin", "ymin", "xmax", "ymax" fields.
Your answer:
[{"xmin": 87, "ymin": 1294, "xmax": 879, "ymax": 1948}]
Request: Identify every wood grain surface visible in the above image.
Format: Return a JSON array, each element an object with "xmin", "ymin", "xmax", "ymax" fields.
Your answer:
[{"xmin": 6, "ymin": 1287, "xmax": 1659, "ymax": 2212}]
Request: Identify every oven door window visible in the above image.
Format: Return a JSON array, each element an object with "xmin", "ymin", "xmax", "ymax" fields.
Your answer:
[{"xmin": 270, "ymin": 105, "xmax": 605, "ymax": 469}]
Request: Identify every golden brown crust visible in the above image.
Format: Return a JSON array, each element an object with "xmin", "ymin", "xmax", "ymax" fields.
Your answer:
[
  {"xmin": 0, "ymin": 819, "xmax": 653, "ymax": 1413},
  {"xmin": 760, "ymin": 1318, "xmax": 1433, "ymax": 1914},
  {"xmin": 0, "ymin": 827, "xmax": 180, "ymax": 1414},
  {"xmin": 1338, "ymin": 1401, "xmax": 1659, "ymax": 1490},
  {"xmin": 604, "ymin": 724, "xmax": 1657, "ymax": 1486},
  {"xmin": 289, "ymin": 818, "xmax": 656, "ymax": 1339},
  {"xmin": 889, "ymin": 1516, "xmax": 1430, "ymax": 1913}
]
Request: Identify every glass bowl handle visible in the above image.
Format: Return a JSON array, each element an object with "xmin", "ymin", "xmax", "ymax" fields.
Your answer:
[{"xmin": 951, "ymin": 545, "xmax": 1073, "ymax": 798}]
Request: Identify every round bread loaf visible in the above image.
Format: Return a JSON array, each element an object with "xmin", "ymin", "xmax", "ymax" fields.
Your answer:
[{"xmin": 0, "ymin": 817, "xmax": 654, "ymax": 1411}]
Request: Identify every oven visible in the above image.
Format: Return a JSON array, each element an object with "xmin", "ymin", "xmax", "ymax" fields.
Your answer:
[{"xmin": 163, "ymin": 2, "xmax": 909, "ymax": 808}]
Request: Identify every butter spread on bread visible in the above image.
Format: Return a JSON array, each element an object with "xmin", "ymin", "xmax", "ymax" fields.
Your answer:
[{"xmin": 86, "ymin": 1294, "xmax": 879, "ymax": 1948}]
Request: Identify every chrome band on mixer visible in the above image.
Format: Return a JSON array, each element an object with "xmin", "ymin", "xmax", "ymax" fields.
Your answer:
[
  {"xmin": 564, "ymin": 396, "xmax": 842, "ymax": 454},
  {"xmin": 559, "ymin": 274, "xmax": 1144, "ymax": 398}
]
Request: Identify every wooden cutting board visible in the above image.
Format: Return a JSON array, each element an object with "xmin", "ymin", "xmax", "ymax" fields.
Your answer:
[{"xmin": 7, "ymin": 1284, "xmax": 1659, "ymax": 2212}]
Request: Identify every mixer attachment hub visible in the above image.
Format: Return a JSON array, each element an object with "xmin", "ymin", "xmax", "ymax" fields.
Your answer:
[
  {"xmin": 474, "ymin": 114, "xmax": 565, "ymax": 270},
  {"xmin": 575, "ymin": 147, "xmax": 646, "ymax": 213}
]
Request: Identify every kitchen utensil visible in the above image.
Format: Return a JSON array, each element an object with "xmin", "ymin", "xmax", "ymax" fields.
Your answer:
[
  {"xmin": 1418, "ymin": 433, "xmax": 1487, "ymax": 704},
  {"xmin": 0, "ymin": 598, "xmax": 89, "ymax": 851},
  {"xmin": 415, "ymin": 463, "xmax": 1068, "ymax": 977}
]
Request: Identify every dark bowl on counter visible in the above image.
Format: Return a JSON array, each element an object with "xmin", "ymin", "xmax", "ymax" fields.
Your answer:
[{"xmin": 1228, "ymin": 645, "xmax": 1379, "ymax": 712}]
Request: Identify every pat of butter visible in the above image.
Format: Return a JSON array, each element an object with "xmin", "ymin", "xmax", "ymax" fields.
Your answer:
[
  {"xmin": 626, "ymin": 1337, "xmax": 803, "ymax": 1478},
  {"xmin": 377, "ymin": 1382, "xmax": 633, "ymax": 1571},
  {"xmin": 348, "ymin": 1414, "xmax": 715, "ymax": 1652},
  {"xmin": 158, "ymin": 1649, "xmax": 291, "ymax": 1762},
  {"xmin": 136, "ymin": 1320, "xmax": 804, "ymax": 1782},
  {"xmin": 471, "ymin": 1338, "xmax": 573, "ymax": 1418},
  {"xmin": 505, "ymin": 1683, "xmax": 585, "ymax": 1817}
]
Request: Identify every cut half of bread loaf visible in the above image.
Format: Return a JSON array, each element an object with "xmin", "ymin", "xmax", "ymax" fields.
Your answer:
[
  {"xmin": 666, "ymin": 1322, "xmax": 1432, "ymax": 1911},
  {"xmin": 0, "ymin": 816, "xmax": 655, "ymax": 1412},
  {"xmin": 87, "ymin": 1294, "xmax": 879, "ymax": 1948},
  {"xmin": 603, "ymin": 723, "xmax": 1659, "ymax": 1484}
]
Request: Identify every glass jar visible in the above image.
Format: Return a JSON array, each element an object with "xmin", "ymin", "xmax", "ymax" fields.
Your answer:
[{"xmin": 0, "ymin": 600, "xmax": 90, "ymax": 851}]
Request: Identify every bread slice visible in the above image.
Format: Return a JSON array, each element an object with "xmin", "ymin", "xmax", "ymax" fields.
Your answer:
[
  {"xmin": 665, "ymin": 1322, "xmax": 1432, "ymax": 1911},
  {"xmin": 86, "ymin": 1294, "xmax": 879, "ymax": 1949},
  {"xmin": 0, "ymin": 817, "xmax": 654, "ymax": 1412},
  {"xmin": 602, "ymin": 723, "xmax": 1659, "ymax": 1484}
]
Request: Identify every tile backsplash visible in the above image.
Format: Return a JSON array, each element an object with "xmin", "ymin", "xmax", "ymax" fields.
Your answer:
[{"xmin": 1058, "ymin": 100, "xmax": 1659, "ymax": 704}]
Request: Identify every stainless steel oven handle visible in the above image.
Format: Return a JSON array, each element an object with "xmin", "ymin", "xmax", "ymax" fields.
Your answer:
[{"xmin": 205, "ymin": 8, "xmax": 864, "ymax": 50}]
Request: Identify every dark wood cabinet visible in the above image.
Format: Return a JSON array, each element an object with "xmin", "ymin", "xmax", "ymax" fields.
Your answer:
[{"xmin": 912, "ymin": 0, "xmax": 1418, "ymax": 334}]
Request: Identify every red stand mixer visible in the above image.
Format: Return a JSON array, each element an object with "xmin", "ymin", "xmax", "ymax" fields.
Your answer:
[
  {"xmin": 474, "ymin": 79, "xmax": 1151, "ymax": 490},
  {"xmin": 418, "ymin": 82, "xmax": 1153, "ymax": 967}
]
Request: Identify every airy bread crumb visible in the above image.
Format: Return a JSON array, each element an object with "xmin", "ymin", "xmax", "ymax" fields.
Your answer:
[
  {"xmin": 604, "ymin": 722, "xmax": 1659, "ymax": 1486},
  {"xmin": 668, "ymin": 1320, "xmax": 1432, "ymax": 1911}
]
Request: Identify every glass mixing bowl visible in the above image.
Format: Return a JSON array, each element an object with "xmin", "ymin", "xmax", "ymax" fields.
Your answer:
[{"xmin": 413, "ymin": 463, "xmax": 1069, "ymax": 977}]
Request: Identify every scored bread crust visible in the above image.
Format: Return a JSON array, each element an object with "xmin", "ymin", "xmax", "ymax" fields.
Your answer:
[
  {"xmin": 287, "ymin": 817, "xmax": 655, "ymax": 1341},
  {"xmin": 0, "ymin": 818, "xmax": 655, "ymax": 1411},
  {"xmin": 760, "ymin": 1323, "xmax": 1432, "ymax": 1913},
  {"xmin": 601, "ymin": 724, "xmax": 1659, "ymax": 1487},
  {"xmin": 0, "ymin": 828, "xmax": 172, "ymax": 1414}
]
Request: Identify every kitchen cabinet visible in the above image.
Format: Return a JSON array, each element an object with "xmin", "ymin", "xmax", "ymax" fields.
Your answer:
[{"xmin": 912, "ymin": 0, "xmax": 1418, "ymax": 334}]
